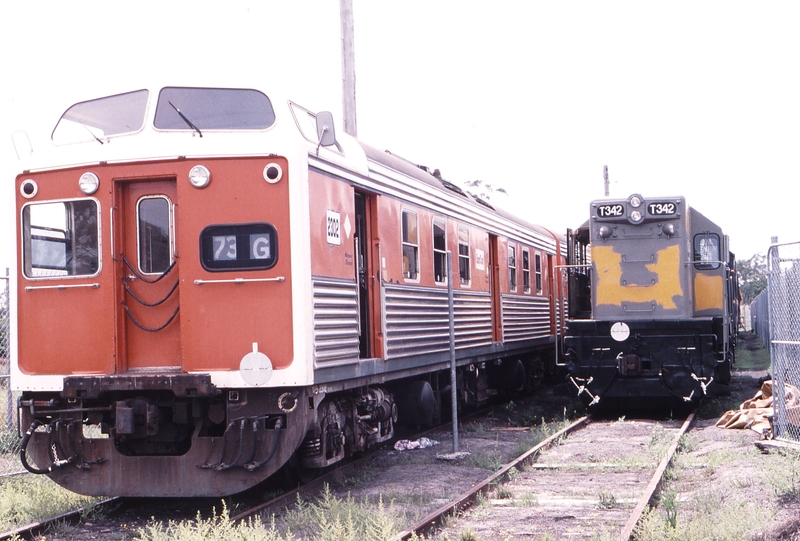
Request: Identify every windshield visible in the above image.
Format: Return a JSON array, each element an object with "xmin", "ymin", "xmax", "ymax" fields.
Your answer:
[
  {"xmin": 52, "ymin": 90, "xmax": 149, "ymax": 144},
  {"xmin": 154, "ymin": 87, "xmax": 275, "ymax": 130}
]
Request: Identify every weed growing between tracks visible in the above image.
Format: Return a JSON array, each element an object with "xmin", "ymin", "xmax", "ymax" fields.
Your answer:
[
  {"xmin": 135, "ymin": 485, "xmax": 406, "ymax": 541},
  {"xmin": 634, "ymin": 334, "xmax": 799, "ymax": 541},
  {"xmin": 0, "ymin": 475, "xmax": 103, "ymax": 531}
]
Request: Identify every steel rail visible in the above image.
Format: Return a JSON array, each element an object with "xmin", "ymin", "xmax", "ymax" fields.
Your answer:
[
  {"xmin": 230, "ymin": 406, "xmax": 494, "ymax": 524},
  {"xmin": 231, "ymin": 453, "xmax": 376, "ymax": 523},
  {"xmin": 388, "ymin": 415, "xmax": 591, "ymax": 541},
  {"xmin": 0, "ymin": 497, "xmax": 120, "ymax": 541},
  {"xmin": 619, "ymin": 411, "xmax": 695, "ymax": 541}
]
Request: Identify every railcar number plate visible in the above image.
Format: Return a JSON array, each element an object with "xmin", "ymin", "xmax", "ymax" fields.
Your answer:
[
  {"xmin": 647, "ymin": 202, "xmax": 677, "ymax": 216},
  {"xmin": 327, "ymin": 210, "xmax": 341, "ymax": 245},
  {"xmin": 597, "ymin": 204, "xmax": 624, "ymax": 218}
]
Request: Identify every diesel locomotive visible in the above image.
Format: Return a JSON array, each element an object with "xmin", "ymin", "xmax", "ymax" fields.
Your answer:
[
  {"xmin": 12, "ymin": 83, "xmax": 565, "ymax": 496},
  {"xmin": 562, "ymin": 194, "xmax": 739, "ymax": 406}
]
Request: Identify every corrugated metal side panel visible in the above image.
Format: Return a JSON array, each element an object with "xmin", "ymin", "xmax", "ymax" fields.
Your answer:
[
  {"xmin": 312, "ymin": 277, "xmax": 360, "ymax": 366},
  {"xmin": 502, "ymin": 295, "xmax": 552, "ymax": 342},
  {"xmin": 383, "ymin": 285, "xmax": 492, "ymax": 359},
  {"xmin": 453, "ymin": 290, "xmax": 493, "ymax": 349}
]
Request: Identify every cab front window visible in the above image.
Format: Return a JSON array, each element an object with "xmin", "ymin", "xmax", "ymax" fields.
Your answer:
[
  {"xmin": 22, "ymin": 199, "xmax": 100, "ymax": 278},
  {"xmin": 52, "ymin": 90, "xmax": 149, "ymax": 144},
  {"xmin": 694, "ymin": 233, "xmax": 721, "ymax": 270}
]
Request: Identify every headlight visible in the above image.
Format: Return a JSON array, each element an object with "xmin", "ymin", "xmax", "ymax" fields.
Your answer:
[
  {"xmin": 79, "ymin": 172, "xmax": 100, "ymax": 195},
  {"xmin": 263, "ymin": 163, "xmax": 283, "ymax": 184},
  {"xmin": 189, "ymin": 165, "xmax": 211, "ymax": 188},
  {"xmin": 630, "ymin": 210, "xmax": 643, "ymax": 222},
  {"xmin": 20, "ymin": 179, "xmax": 38, "ymax": 198},
  {"xmin": 629, "ymin": 194, "xmax": 642, "ymax": 208}
]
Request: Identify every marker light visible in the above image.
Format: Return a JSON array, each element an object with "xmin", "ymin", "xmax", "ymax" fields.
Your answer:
[
  {"xmin": 263, "ymin": 163, "xmax": 283, "ymax": 184},
  {"xmin": 598, "ymin": 225, "xmax": 613, "ymax": 239},
  {"xmin": 663, "ymin": 223, "xmax": 677, "ymax": 237},
  {"xmin": 20, "ymin": 179, "xmax": 38, "ymax": 198},
  {"xmin": 188, "ymin": 165, "xmax": 211, "ymax": 188},
  {"xmin": 79, "ymin": 172, "xmax": 100, "ymax": 195}
]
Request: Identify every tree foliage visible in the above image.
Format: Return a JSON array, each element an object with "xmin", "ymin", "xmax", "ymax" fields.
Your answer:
[
  {"xmin": 737, "ymin": 253, "xmax": 767, "ymax": 304},
  {"xmin": 462, "ymin": 179, "xmax": 508, "ymax": 202}
]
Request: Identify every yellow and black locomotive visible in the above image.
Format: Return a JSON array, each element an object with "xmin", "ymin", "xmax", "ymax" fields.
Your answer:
[{"xmin": 562, "ymin": 194, "xmax": 739, "ymax": 406}]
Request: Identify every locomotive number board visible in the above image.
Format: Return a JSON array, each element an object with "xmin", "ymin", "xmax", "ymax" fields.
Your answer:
[
  {"xmin": 596, "ymin": 204, "xmax": 624, "ymax": 218},
  {"xmin": 596, "ymin": 202, "xmax": 679, "ymax": 219},
  {"xmin": 646, "ymin": 202, "xmax": 677, "ymax": 215}
]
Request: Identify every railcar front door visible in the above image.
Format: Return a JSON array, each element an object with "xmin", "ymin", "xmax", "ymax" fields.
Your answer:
[{"xmin": 118, "ymin": 178, "xmax": 182, "ymax": 371}]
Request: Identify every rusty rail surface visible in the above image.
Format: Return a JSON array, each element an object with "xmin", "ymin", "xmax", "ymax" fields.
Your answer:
[
  {"xmin": 388, "ymin": 415, "xmax": 591, "ymax": 541},
  {"xmin": 388, "ymin": 410, "xmax": 694, "ymax": 541},
  {"xmin": 619, "ymin": 411, "xmax": 695, "ymax": 541}
]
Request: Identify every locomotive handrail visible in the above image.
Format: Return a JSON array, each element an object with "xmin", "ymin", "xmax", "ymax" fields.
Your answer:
[
  {"xmin": 25, "ymin": 283, "xmax": 100, "ymax": 291},
  {"xmin": 684, "ymin": 259, "xmax": 730, "ymax": 267},
  {"xmin": 193, "ymin": 277, "xmax": 285, "ymax": 285}
]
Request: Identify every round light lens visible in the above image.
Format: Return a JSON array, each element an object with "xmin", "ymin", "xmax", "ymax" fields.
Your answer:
[
  {"xmin": 611, "ymin": 321, "xmax": 631, "ymax": 342},
  {"xmin": 20, "ymin": 179, "xmax": 38, "ymax": 199},
  {"xmin": 629, "ymin": 195, "xmax": 642, "ymax": 208},
  {"xmin": 263, "ymin": 163, "xmax": 283, "ymax": 184},
  {"xmin": 189, "ymin": 165, "xmax": 211, "ymax": 188},
  {"xmin": 630, "ymin": 210, "xmax": 643, "ymax": 222},
  {"xmin": 78, "ymin": 172, "xmax": 100, "ymax": 195}
]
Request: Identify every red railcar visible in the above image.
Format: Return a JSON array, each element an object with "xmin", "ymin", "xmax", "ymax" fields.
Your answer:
[{"xmin": 13, "ymin": 85, "xmax": 564, "ymax": 496}]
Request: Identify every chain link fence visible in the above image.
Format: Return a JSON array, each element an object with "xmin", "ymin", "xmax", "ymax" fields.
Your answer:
[
  {"xmin": 751, "ymin": 288, "xmax": 770, "ymax": 352},
  {"xmin": 0, "ymin": 269, "xmax": 25, "ymax": 477},
  {"xmin": 768, "ymin": 242, "xmax": 800, "ymax": 443}
]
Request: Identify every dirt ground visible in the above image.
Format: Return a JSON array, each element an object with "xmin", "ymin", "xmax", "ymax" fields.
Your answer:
[{"xmin": 335, "ymin": 334, "xmax": 800, "ymax": 540}]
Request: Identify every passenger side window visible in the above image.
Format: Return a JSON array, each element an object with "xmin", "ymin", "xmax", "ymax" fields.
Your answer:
[
  {"xmin": 402, "ymin": 210, "xmax": 419, "ymax": 280},
  {"xmin": 458, "ymin": 227, "xmax": 470, "ymax": 285},
  {"xmin": 535, "ymin": 253, "xmax": 543, "ymax": 294},
  {"xmin": 508, "ymin": 245, "xmax": 517, "ymax": 292},
  {"xmin": 523, "ymin": 249, "xmax": 531, "ymax": 293},
  {"xmin": 433, "ymin": 218, "xmax": 447, "ymax": 284}
]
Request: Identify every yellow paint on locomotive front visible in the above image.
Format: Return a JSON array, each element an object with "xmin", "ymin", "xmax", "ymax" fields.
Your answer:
[
  {"xmin": 694, "ymin": 273, "xmax": 724, "ymax": 311},
  {"xmin": 594, "ymin": 244, "xmax": 683, "ymax": 309}
]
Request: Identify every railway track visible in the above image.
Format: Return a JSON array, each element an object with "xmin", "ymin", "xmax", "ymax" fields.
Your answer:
[
  {"xmin": 0, "ymin": 400, "xmax": 512, "ymax": 540},
  {"xmin": 415, "ymin": 412, "xmax": 695, "ymax": 541},
  {"xmin": 1, "ymin": 403, "xmax": 692, "ymax": 541}
]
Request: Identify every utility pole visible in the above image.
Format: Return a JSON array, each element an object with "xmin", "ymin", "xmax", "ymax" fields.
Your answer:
[
  {"xmin": 603, "ymin": 165, "xmax": 609, "ymax": 197},
  {"xmin": 340, "ymin": 0, "xmax": 357, "ymax": 137}
]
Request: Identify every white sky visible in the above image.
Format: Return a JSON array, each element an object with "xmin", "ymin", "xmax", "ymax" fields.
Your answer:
[{"xmin": 2, "ymin": 1, "xmax": 799, "ymax": 276}]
